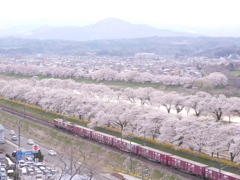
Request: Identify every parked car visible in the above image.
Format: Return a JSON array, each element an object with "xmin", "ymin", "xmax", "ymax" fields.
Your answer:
[
  {"xmin": 11, "ymin": 136, "xmax": 17, "ymax": 141},
  {"xmin": 0, "ymin": 173, "xmax": 6, "ymax": 180},
  {"xmin": 0, "ymin": 167, "xmax": 6, "ymax": 175},
  {"xmin": 27, "ymin": 139, "xmax": 34, "ymax": 145},
  {"xmin": 0, "ymin": 139, "xmax": 5, "ymax": 144},
  {"xmin": 0, "ymin": 163, "xmax": 6, "ymax": 168},
  {"xmin": 25, "ymin": 157, "xmax": 33, "ymax": 162},
  {"xmin": 7, "ymin": 169, "xmax": 14, "ymax": 180},
  {"xmin": 18, "ymin": 160, "xmax": 25, "ymax": 165},
  {"xmin": 48, "ymin": 150, "xmax": 56, "ymax": 156},
  {"xmin": 9, "ymin": 130, "xmax": 15, "ymax": 135}
]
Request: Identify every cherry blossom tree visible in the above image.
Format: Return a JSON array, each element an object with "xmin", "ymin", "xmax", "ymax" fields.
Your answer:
[
  {"xmin": 135, "ymin": 87, "xmax": 155, "ymax": 106},
  {"xmin": 160, "ymin": 92, "xmax": 178, "ymax": 113},
  {"xmin": 137, "ymin": 111, "xmax": 169, "ymax": 140},
  {"xmin": 90, "ymin": 69, "xmax": 119, "ymax": 81},
  {"xmin": 122, "ymin": 88, "xmax": 137, "ymax": 103},
  {"xmin": 184, "ymin": 91, "xmax": 211, "ymax": 117},
  {"xmin": 204, "ymin": 94, "xmax": 229, "ymax": 122},
  {"xmin": 200, "ymin": 72, "xmax": 228, "ymax": 87},
  {"xmin": 175, "ymin": 117, "xmax": 218, "ymax": 152}
]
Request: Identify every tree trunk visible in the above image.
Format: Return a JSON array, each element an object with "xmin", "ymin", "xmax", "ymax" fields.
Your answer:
[
  {"xmin": 215, "ymin": 109, "xmax": 222, "ymax": 122},
  {"xmin": 230, "ymin": 152, "xmax": 234, "ymax": 162},
  {"xmin": 194, "ymin": 109, "xmax": 200, "ymax": 116}
]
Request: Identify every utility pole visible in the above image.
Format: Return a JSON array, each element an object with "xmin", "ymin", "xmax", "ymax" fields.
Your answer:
[
  {"xmin": 70, "ymin": 139, "xmax": 76, "ymax": 175},
  {"xmin": 18, "ymin": 120, "xmax": 21, "ymax": 149},
  {"xmin": 41, "ymin": 105, "xmax": 43, "ymax": 118},
  {"xmin": 70, "ymin": 145, "xmax": 73, "ymax": 175},
  {"xmin": 23, "ymin": 101, "xmax": 26, "ymax": 119},
  {"xmin": 129, "ymin": 139, "xmax": 132, "ymax": 172},
  {"xmin": 219, "ymin": 163, "xmax": 229, "ymax": 180}
]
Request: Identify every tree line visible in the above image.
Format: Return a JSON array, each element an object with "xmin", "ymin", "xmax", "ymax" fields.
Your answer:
[
  {"xmin": 0, "ymin": 64, "xmax": 228, "ymax": 87},
  {"xmin": 0, "ymin": 77, "xmax": 239, "ymax": 162}
]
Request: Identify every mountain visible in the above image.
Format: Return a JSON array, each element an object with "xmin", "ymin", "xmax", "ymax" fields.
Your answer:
[{"xmin": 14, "ymin": 18, "xmax": 198, "ymax": 41}]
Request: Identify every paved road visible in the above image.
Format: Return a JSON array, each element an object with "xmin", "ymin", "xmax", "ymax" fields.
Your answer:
[{"xmin": 2, "ymin": 127, "xmax": 108, "ymax": 180}]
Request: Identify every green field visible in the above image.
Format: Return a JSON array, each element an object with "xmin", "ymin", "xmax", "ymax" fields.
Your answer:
[{"xmin": 0, "ymin": 73, "xmax": 181, "ymax": 90}]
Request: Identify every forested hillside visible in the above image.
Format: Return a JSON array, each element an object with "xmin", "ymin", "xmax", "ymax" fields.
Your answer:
[{"xmin": 1, "ymin": 37, "xmax": 240, "ymax": 57}]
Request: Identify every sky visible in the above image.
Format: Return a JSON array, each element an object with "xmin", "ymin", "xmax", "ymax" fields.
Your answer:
[{"xmin": 0, "ymin": 0, "xmax": 240, "ymax": 28}]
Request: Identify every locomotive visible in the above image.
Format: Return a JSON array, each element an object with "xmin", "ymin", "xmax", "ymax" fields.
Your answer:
[{"xmin": 54, "ymin": 118, "xmax": 240, "ymax": 180}]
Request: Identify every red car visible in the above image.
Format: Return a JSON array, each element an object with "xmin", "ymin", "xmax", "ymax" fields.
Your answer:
[
  {"xmin": 205, "ymin": 167, "xmax": 240, "ymax": 180},
  {"xmin": 74, "ymin": 125, "xmax": 93, "ymax": 138},
  {"xmin": 113, "ymin": 138, "xmax": 140, "ymax": 154},
  {"xmin": 138, "ymin": 146, "xmax": 172, "ymax": 164},
  {"xmin": 168, "ymin": 155, "xmax": 209, "ymax": 177},
  {"xmin": 91, "ymin": 131, "xmax": 115, "ymax": 145}
]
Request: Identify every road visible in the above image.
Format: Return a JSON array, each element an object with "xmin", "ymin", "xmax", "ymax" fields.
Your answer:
[{"xmin": 2, "ymin": 127, "xmax": 108, "ymax": 180}]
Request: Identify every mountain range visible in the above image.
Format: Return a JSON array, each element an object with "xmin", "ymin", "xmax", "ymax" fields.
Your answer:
[{"xmin": 6, "ymin": 18, "xmax": 198, "ymax": 41}]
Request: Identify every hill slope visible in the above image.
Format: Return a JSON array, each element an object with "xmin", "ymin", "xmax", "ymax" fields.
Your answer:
[{"xmin": 16, "ymin": 18, "xmax": 197, "ymax": 41}]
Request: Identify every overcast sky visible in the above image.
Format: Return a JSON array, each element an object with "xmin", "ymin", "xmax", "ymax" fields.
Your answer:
[{"xmin": 1, "ymin": 0, "xmax": 239, "ymax": 27}]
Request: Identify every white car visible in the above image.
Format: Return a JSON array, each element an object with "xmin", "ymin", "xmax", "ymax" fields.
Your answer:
[
  {"xmin": 9, "ymin": 130, "xmax": 15, "ymax": 135},
  {"xmin": 48, "ymin": 150, "xmax": 57, "ymax": 156},
  {"xmin": 27, "ymin": 139, "xmax": 34, "ymax": 145},
  {"xmin": 11, "ymin": 136, "xmax": 17, "ymax": 141}
]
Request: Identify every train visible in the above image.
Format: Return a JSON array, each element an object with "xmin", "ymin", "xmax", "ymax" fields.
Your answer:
[{"xmin": 53, "ymin": 118, "xmax": 240, "ymax": 180}]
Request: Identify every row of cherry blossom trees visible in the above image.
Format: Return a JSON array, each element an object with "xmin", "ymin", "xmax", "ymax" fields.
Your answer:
[
  {"xmin": 0, "ymin": 77, "xmax": 239, "ymax": 122},
  {"xmin": 0, "ymin": 77, "xmax": 239, "ymax": 161},
  {"xmin": 0, "ymin": 64, "xmax": 228, "ymax": 87}
]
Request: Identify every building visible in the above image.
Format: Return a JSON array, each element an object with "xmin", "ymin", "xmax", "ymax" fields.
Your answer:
[{"xmin": 135, "ymin": 53, "xmax": 155, "ymax": 59}]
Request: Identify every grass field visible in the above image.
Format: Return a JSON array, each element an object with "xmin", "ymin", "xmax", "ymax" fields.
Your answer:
[{"xmin": 231, "ymin": 71, "xmax": 240, "ymax": 74}]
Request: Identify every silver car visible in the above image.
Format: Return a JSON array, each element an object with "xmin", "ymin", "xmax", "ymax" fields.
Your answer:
[
  {"xmin": 27, "ymin": 139, "xmax": 34, "ymax": 145},
  {"xmin": 9, "ymin": 130, "xmax": 15, "ymax": 135},
  {"xmin": 11, "ymin": 136, "xmax": 17, "ymax": 141}
]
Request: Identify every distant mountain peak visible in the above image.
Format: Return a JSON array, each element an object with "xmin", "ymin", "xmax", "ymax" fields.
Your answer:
[
  {"xmin": 14, "ymin": 18, "xmax": 198, "ymax": 41},
  {"xmin": 94, "ymin": 17, "xmax": 132, "ymax": 26}
]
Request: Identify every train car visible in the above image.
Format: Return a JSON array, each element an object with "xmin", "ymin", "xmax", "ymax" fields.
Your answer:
[
  {"xmin": 53, "ymin": 119, "xmax": 62, "ymax": 128},
  {"xmin": 74, "ymin": 125, "xmax": 93, "ymax": 138},
  {"xmin": 138, "ymin": 146, "xmax": 172, "ymax": 164},
  {"xmin": 53, "ymin": 119, "xmax": 71, "ymax": 131},
  {"xmin": 91, "ymin": 131, "xmax": 115, "ymax": 145},
  {"xmin": 112, "ymin": 138, "xmax": 140, "ymax": 154},
  {"xmin": 205, "ymin": 167, "xmax": 240, "ymax": 180},
  {"xmin": 168, "ymin": 155, "xmax": 209, "ymax": 177}
]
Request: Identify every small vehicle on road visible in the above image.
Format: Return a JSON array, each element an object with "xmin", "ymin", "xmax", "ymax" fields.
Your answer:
[
  {"xmin": 9, "ymin": 130, "xmax": 15, "ymax": 135},
  {"xmin": 11, "ymin": 136, "xmax": 17, "ymax": 141},
  {"xmin": 48, "ymin": 150, "xmax": 56, "ymax": 156},
  {"xmin": 27, "ymin": 139, "xmax": 34, "ymax": 145}
]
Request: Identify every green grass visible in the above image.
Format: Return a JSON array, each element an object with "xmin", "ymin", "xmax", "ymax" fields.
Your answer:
[
  {"xmin": 92, "ymin": 145, "xmax": 101, "ymax": 150},
  {"xmin": 231, "ymin": 71, "xmax": 240, "ymax": 74},
  {"xmin": 0, "ymin": 73, "xmax": 172, "ymax": 90}
]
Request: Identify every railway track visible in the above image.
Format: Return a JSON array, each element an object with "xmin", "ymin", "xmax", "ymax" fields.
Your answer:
[
  {"xmin": 0, "ymin": 104, "xmax": 202, "ymax": 180},
  {"xmin": 0, "ymin": 104, "xmax": 53, "ymax": 127}
]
